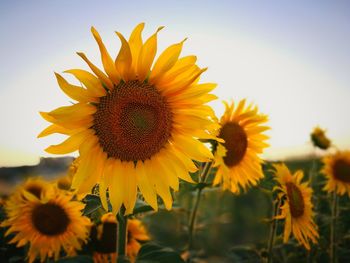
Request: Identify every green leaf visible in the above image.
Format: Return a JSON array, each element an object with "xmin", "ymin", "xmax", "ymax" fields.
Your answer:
[
  {"xmin": 83, "ymin": 194, "xmax": 102, "ymax": 216},
  {"xmin": 132, "ymin": 199, "xmax": 154, "ymax": 215},
  {"xmin": 228, "ymin": 246, "xmax": 262, "ymax": 263},
  {"xmin": 136, "ymin": 242, "xmax": 185, "ymax": 263}
]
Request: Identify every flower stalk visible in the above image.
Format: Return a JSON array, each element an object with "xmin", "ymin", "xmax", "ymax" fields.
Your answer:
[
  {"xmin": 117, "ymin": 205, "xmax": 129, "ymax": 263},
  {"xmin": 267, "ymin": 198, "xmax": 281, "ymax": 263},
  {"xmin": 188, "ymin": 161, "xmax": 213, "ymax": 250},
  {"xmin": 330, "ymin": 191, "xmax": 338, "ymax": 263}
]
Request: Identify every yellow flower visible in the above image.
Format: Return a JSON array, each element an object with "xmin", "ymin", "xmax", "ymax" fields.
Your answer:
[
  {"xmin": 1, "ymin": 186, "xmax": 91, "ymax": 263},
  {"xmin": 310, "ymin": 126, "xmax": 331, "ymax": 150},
  {"xmin": 127, "ymin": 219, "xmax": 150, "ymax": 262},
  {"xmin": 92, "ymin": 213, "xmax": 149, "ymax": 263},
  {"xmin": 92, "ymin": 213, "xmax": 118, "ymax": 263},
  {"xmin": 273, "ymin": 164, "xmax": 319, "ymax": 250},
  {"xmin": 39, "ymin": 23, "xmax": 217, "ymax": 214},
  {"xmin": 213, "ymin": 99, "xmax": 269, "ymax": 193},
  {"xmin": 56, "ymin": 158, "xmax": 80, "ymax": 190},
  {"xmin": 322, "ymin": 151, "xmax": 350, "ymax": 196}
]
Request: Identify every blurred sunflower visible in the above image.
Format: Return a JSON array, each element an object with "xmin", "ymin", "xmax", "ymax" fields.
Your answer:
[
  {"xmin": 39, "ymin": 23, "xmax": 217, "ymax": 214},
  {"xmin": 92, "ymin": 213, "xmax": 118, "ymax": 263},
  {"xmin": 322, "ymin": 151, "xmax": 350, "ymax": 196},
  {"xmin": 213, "ymin": 99, "xmax": 269, "ymax": 193},
  {"xmin": 92, "ymin": 213, "xmax": 149, "ymax": 263},
  {"xmin": 273, "ymin": 164, "xmax": 318, "ymax": 250},
  {"xmin": 127, "ymin": 219, "xmax": 150, "ymax": 262},
  {"xmin": 1, "ymin": 187, "xmax": 91, "ymax": 263},
  {"xmin": 56, "ymin": 157, "xmax": 80, "ymax": 190},
  {"xmin": 310, "ymin": 126, "xmax": 331, "ymax": 150}
]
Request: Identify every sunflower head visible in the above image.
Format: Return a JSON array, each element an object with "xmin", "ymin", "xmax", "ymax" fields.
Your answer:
[
  {"xmin": 273, "ymin": 164, "xmax": 318, "ymax": 250},
  {"xmin": 1, "ymin": 185, "xmax": 91, "ymax": 263},
  {"xmin": 322, "ymin": 151, "xmax": 350, "ymax": 196},
  {"xmin": 127, "ymin": 219, "xmax": 150, "ymax": 263},
  {"xmin": 213, "ymin": 99, "xmax": 269, "ymax": 194},
  {"xmin": 39, "ymin": 23, "xmax": 217, "ymax": 214},
  {"xmin": 310, "ymin": 126, "xmax": 331, "ymax": 150}
]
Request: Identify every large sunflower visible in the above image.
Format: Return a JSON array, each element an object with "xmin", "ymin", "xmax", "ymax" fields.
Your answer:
[
  {"xmin": 39, "ymin": 23, "xmax": 217, "ymax": 214},
  {"xmin": 273, "ymin": 164, "xmax": 318, "ymax": 250},
  {"xmin": 213, "ymin": 99, "xmax": 269, "ymax": 193},
  {"xmin": 322, "ymin": 151, "xmax": 350, "ymax": 196},
  {"xmin": 1, "ymin": 186, "xmax": 91, "ymax": 262}
]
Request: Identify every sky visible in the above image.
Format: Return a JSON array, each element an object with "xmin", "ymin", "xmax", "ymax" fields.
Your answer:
[{"xmin": 1, "ymin": 0, "xmax": 350, "ymax": 166}]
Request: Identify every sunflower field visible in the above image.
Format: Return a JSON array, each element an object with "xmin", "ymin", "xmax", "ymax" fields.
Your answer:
[{"xmin": 1, "ymin": 17, "xmax": 350, "ymax": 263}]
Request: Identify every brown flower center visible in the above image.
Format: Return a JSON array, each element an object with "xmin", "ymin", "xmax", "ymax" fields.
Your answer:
[
  {"xmin": 93, "ymin": 80, "xmax": 173, "ymax": 161},
  {"xmin": 218, "ymin": 122, "xmax": 248, "ymax": 167},
  {"xmin": 25, "ymin": 185, "xmax": 42, "ymax": 199},
  {"xmin": 31, "ymin": 203, "xmax": 70, "ymax": 236},
  {"xmin": 333, "ymin": 159, "xmax": 350, "ymax": 183},
  {"xmin": 286, "ymin": 182, "xmax": 305, "ymax": 218},
  {"xmin": 94, "ymin": 222, "xmax": 117, "ymax": 254}
]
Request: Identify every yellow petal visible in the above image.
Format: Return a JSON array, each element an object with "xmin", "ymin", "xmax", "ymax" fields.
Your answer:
[
  {"xmin": 149, "ymin": 39, "xmax": 185, "ymax": 83},
  {"xmin": 76, "ymin": 52, "xmax": 114, "ymax": 90},
  {"xmin": 144, "ymin": 159, "xmax": 172, "ymax": 210},
  {"xmin": 155, "ymin": 152, "xmax": 179, "ymax": 191},
  {"xmin": 78, "ymin": 146, "xmax": 106, "ymax": 194},
  {"xmin": 115, "ymin": 32, "xmax": 132, "ymax": 81},
  {"xmin": 157, "ymin": 55, "xmax": 197, "ymax": 85},
  {"xmin": 136, "ymin": 161, "xmax": 158, "ymax": 211},
  {"xmin": 109, "ymin": 159, "xmax": 126, "ymax": 214},
  {"xmin": 123, "ymin": 162, "xmax": 137, "ymax": 214},
  {"xmin": 45, "ymin": 129, "xmax": 91, "ymax": 154},
  {"xmin": 172, "ymin": 134, "xmax": 213, "ymax": 162},
  {"xmin": 99, "ymin": 179, "xmax": 108, "ymax": 211},
  {"xmin": 71, "ymin": 149, "xmax": 97, "ymax": 190},
  {"xmin": 128, "ymin": 23, "xmax": 144, "ymax": 78},
  {"xmin": 37, "ymin": 124, "xmax": 79, "ymax": 138},
  {"xmin": 137, "ymin": 26, "xmax": 163, "ymax": 81},
  {"xmin": 54, "ymin": 72, "xmax": 97, "ymax": 102},
  {"xmin": 48, "ymin": 103, "xmax": 96, "ymax": 121},
  {"xmin": 65, "ymin": 69, "xmax": 107, "ymax": 96},
  {"xmin": 91, "ymin": 27, "xmax": 120, "ymax": 84}
]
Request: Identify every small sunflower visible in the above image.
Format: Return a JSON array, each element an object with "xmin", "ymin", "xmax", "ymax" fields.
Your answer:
[
  {"xmin": 310, "ymin": 126, "xmax": 331, "ymax": 150},
  {"xmin": 127, "ymin": 219, "xmax": 150, "ymax": 262},
  {"xmin": 56, "ymin": 157, "xmax": 80, "ymax": 190},
  {"xmin": 322, "ymin": 151, "xmax": 350, "ymax": 196},
  {"xmin": 92, "ymin": 213, "xmax": 118, "ymax": 263},
  {"xmin": 1, "ymin": 186, "xmax": 91, "ymax": 263},
  {"xmin": 92, "ymin": 213, "xmax": 149, "ymax": 263},
  {"xmin": 273, "ymin": 164, "xmax": 318, "ymax": 250},
  {"xmin": 39, "ymin": 23, "xmax": 217, "ymax": 214},
  {"xmin": 213, "ymin": 99, "xmax": 269, "ymax": 193}
]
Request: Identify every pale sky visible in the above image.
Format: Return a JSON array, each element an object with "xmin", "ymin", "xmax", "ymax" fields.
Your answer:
[{"xmin": 1, "ymin": 0, "xmax": 350, "ymax": 166}]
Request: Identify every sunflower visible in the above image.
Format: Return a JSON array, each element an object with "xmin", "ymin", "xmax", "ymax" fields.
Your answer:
[
  {"xmin": 213, "ymin": 99, "xmax": 269, "ymax": 193},
  {"xmin": 310, "ymin": 126, "xmax": 331, "ymax": 150},
  {"xmin": 39, "ymin": 23, "xmax": 217, "ymax": 214},
  {"xmin": 56, "ymin": 157, "xmax": 80, "ymax": 190},
  {"xmin": 322, "ymin": 151, "xmax": 350, "ymax": 196},
  {"xmin": 127, "ymin": 218, "xmax": 150, "ymax": 262},
  {"xmin": 1, "ymin": 186, "xmax": 91, "ymax": 263},
  {"xmin": 273, "ymin": 164, "xmax": 318, "ymax": 250},
  {"xmin": 92, "ymin": 213, "xmax": 118, "ymax": 263},
  {"xmin": 92, "ymin": 213, "xmax": 149, "ymax": 263}
]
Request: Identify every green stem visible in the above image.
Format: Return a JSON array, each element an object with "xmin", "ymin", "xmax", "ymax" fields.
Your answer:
[
  {"xmin": 267, "ymin": 198, "xmax": 280, "ymax": 263},
  {"xmin": 188, "ymin": 161, "xmax": 213, "ymax": 250},
  {"xmin": 117, "ymin": 206, "xmax": 129, "ymax": 263},
  {"xmin": 330, "ymin": 191, "xmax": 338, "ymax": 263}
]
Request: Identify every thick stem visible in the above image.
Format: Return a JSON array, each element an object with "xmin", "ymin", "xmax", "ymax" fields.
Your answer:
[
  {"xmin": 117, "ymin": 206, "xmax": 129, "ymax": 263},
  {"xmin": 188, "ymin": 161, "xmax": 213, "ymax": 250},
  {"xmin": 267, "ymin": 198, "xmax": 280, "ymax": 263},
  {"xmin": 330, "ymin": 191, "xmax": 338, "ymax": 263}
]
